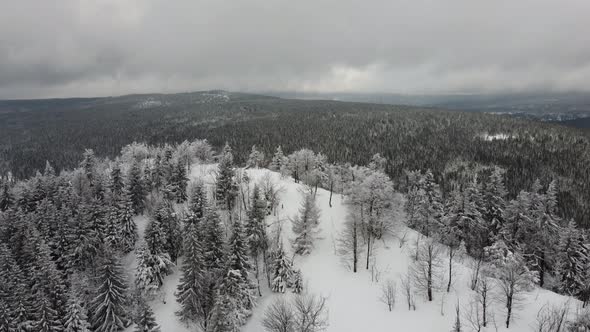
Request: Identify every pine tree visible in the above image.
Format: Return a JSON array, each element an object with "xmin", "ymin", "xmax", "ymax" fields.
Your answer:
[
  {"xmin": 134, "ymin": 301, "xmax": 160, "ymax": 332},
  {"xmin": 127, "ymin": 160, "xmax": 146, "ymax": 215},
  {"xmin": 187, "ymin": 182, "xmax": 206, "ymax": 221},
  {"xmin": 271, "ymin": 244, "xmax": 292, "ymax": 293},
  {"xmin": 291, "ymin": 192, "xmax": 320, "ymax": 256},
  {"xmin": 135, "ymin": 244, "xmax": 172, "ymax": 296},
  {"xmin": 269, "ymin": 146, "xmax": 287, "ymax": 172},
  {"xmin": 215, "ymin": 143, "xmax": 237, "ymax": 211},
  {"xmin": 89, "ymin": 250, "xmax": 129, "ymax": 332},
  {"xmin": 153, "ymin": 202, "xmax": 182, "ymax": 262},
  {"xmin": 63, "ymin": 299, "xmax": 91, "ymax": 332},
  {"xmin": 176, "ymin": 223, "xmax": 206, "ymax": 323}
]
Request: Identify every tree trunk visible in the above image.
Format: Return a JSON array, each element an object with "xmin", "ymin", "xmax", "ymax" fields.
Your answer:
[
  {"xmin": 329, "ymin": 182, "xmax": 333, "ymax": 208},
  {"xmin": 353, "ymin": 220, "xmax": 358, "ymax": 273},
  {"xmin": 506, "ymin": 294, "xmax": 513, "ymax": 328},
  {"xmin": 447, "ymin": 249, "xmax": 453, "ymax": 292},
  {"xmin": 427, "ymin": 249, "xmax": 433, "ymax": 301}
]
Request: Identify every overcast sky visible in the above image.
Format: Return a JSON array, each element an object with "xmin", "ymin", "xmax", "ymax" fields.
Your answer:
[{"xmin": 1, "ymin": 0, "xmax": 589, "ymax": 99}]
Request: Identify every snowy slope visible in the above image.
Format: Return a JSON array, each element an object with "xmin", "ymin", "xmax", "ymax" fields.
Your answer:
[{"xmin": 128, "ymin": 165, "xmax": 580, "ymax": 332}]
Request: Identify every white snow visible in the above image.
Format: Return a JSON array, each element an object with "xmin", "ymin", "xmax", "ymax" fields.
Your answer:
[
  {"xmin": 481, "ymin": 133, "xmax": 513, "ymax": 141},
  {"xmin": 126, "ymin": 164, "xmax": 581, "ymax": 332}
]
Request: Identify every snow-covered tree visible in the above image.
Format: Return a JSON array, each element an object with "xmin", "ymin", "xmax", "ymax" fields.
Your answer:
[
  {"xmin": 176, "ymin": 223, "xmax": 206, "ymax": 323},
  {"xmin": 555, "ymin": 220, "xmax": 589, "ymax": 299},
  {"xmin": 271, "ymin": 244, "xmax": 292, "ymax": 293},
  {"xmin": 292, "ymin": 191, "xmax": 321, "ymax": 256},
  {"xmin": 247, "ymin": 145, "xmax": 265, "ymax": 168},
  {"xmin": 33, "ymin": 298, "xmax": 63, "ymax": 332},
  {"xmin": 89, "ymin": 251, "xmax": 129, "ymax": 332},
  {"xmin": 485, "ymin": 241, "xmax": 537, "ymax": 328},
  {"xmin": 135, "ymin": 244, "xmax": 173, "ymax": 297},
  {"xmin": 269, "ymin": 146, "xmax": 288, "ymax": 174},
  {"xmin": 63, "ymin": 298, "xmax": 90, "ymax": 332},
  {"xmin": 216, "ymin": 143, "xmax": 238, "ymax": 211},
  {"xmin": 134, "ymin": 301, "xmax": 161, "ymax": 332},
  {"xmin": 127, "ymin": 160, "xmax": 146, "ymax": 215},
  {"xmin": 414, "ymin": 170, "xmax": 444, "ymax": 237},
  {"xmin": 227, "ymin": 218, "xmax": 255, "ymax": 310},
  {"xmin": 411, "ymin": 237, "xmax": 444, "ymax": 302},
  {"xmin": 203, "ymin": 204, "xmax": 226, "ymax": 272}
]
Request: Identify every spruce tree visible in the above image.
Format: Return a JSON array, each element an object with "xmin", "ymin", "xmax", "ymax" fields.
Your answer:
[
  {"xmin": 33, "ymin": 299, "xmax": 63, "ymax": 332},
  {"xmin": 118, "ymin": 188, "xmax": 138, "ymax": 253},
  {"xmin": 176, "ymin": 223, "xmax": 205, "ymax": 323},
  {"xmin": 63, "ymin": 299, "xmax": 90, "ymax": 332},
  {"xmin": 203, "ymin": 204, "xmax": 225, "ymax": 271},
  {"xmin": 269, "ymin": 146, "xmax": 287, "ymax": 172},
  {"xmin": 271, "ymin": 244, "xmax": 292, "ymax": 293},
  {"xmin": 227, "ymin": 219, "xmax": 255, "ymax": 310},
  {"xmin": 555, "ymin": 220, "xmax": 589, "ymax": 297},
  {"xmin": 483, "ymin": 167, "xmax": 507, "ymax": 237},
  {"xmin": 134, "ymin": 301, "xmax": 161, "ymax": 332},
  {"xmin": 291, "ymin": 191, "xmax": 321, "ymax": 255},
  {"xmin": 0, "ymin": 180, "xmax": 13, "ymax": 212},
  {"xmin": 246, "ymin": 145, "xmax": 265, "ymax": 168},
  {"xmin": 89, "ymin": 250, "xmax": 129, "ymax": 332},
  {"xmin": 127, "ymin": 160, "xmax": 146, "ymax": 215},
  {"xmin": 215, "ymin": 144, "xmax": 237, "ymax": 211},
  {"xmin": 109, "ymin": 164, "xmax": 124, "ymax": 199}
]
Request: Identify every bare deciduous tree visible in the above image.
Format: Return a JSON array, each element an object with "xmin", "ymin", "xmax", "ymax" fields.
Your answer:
[
  {"xmin": 411, "ymin": 238, "xmax": 444, "ymax": 302},
  {"xmin": 379, "ymin": 279, "xmax": 397, "ymax": 312},
  {"xmin": 533, "ymin": 302, "xmax": 569, "ymax": 332},
  {"xmin": 293, "ymin": 293, "xmax": 329, "ymax": 332},
  {"xmin": 400, "ymin": 271, "xmax": 416, "ymax": 311},
  {"xmin": 262, "ymin": 298, "xmax": 295, "ymax": 332}
]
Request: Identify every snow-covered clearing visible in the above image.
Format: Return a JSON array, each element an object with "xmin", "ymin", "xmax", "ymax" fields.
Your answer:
[{"xmin": 127, "ymin": 164, "xmax": 579, "ymax": 332}]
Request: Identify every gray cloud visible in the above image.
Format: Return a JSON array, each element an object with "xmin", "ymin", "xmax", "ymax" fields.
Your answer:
[{"xmin": 1, "ymin": 0, "xmax": 589, "ymax": 98}]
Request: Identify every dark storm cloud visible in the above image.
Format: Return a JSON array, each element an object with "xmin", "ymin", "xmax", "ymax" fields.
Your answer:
[{"xmin": 1, "ymin": 0, "xmax": 589, "ymax": 98}]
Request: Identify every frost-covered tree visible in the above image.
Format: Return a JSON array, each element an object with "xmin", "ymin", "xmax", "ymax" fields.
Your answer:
[
  {"xmin": 269, "ymin": 146, "xmax": 288, "ymax": 174},
  {"xmin": 411, "ymin": 237, "xmax": 444, "ymax": 302},
  {"xmin": 63, "ymin": 298, "xmax": 90, "ymax": 332},
  {"xmin": 337, "ymin": 209, "xmax": 361, "ymax": 273},
  {"xmin": 245, "ymin": 185, "xmax": 269, "ymax": 294},
  {"xmin": 33, "ymin": 298, "xmax": 63, "ymax": 332},
  {"xmin": 271, "ymin": 244, "xmax": 292, "ymax": 293},
  {"xmin": 414, "ymin": 170, "xmax": 444, "ymax": 237},
  {"xmin": 247, "ymin": 145, "xmax": 265, "ymax": 168},
  {"xmin": 127, "ymin": 160, "xmax": 146, "ymax": 215},
  {"xmin": 118, "ymin": 187, "xmax": 138, "ymax": 252},
  {"xmin": 483, "ymin": 167, "xmax": 507, "ymax": 238},
  {"xmin": 89, "ymin": 250, "xmax": 129, "ymax": 332},
  {"xmin": 216, "ymin": 143, "xmax": 238, "ymax": 211},
  {"xmin": 292, "ymin": 191, "xmax": 321, "ymax": 256},
  {"xmin": 485, "ymin": 241, "xmax": 537, "ymax": 328},
  {"xmin": 555, "ymin": 220, "xmax": 589, "ymax": 299},
  {"xmin": 135, "ymin": 244, "xmax": 173, "ymax": 297},
  {"xmin": 203, "ymin": 204, "xmax": 226, "ymax": 271},
  {"xmin": 227, "ymin": 218, "xmax": 255, "ymax": 310},
  {"xmin": 176, "ymin": 223, "xmax": 205, "ymax": 323},
  {"xmin": 109, "ymin": 163, "xmax": 125, "ymax": 199},
  {"xmin": 134, "ymin": 301, "xmax": 161, "ymax": 332}
]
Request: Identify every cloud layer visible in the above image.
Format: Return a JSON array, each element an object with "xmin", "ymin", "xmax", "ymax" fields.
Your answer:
[{"xmin": 1, "ymin": 0, "xmax": 589, "ymax": 98}]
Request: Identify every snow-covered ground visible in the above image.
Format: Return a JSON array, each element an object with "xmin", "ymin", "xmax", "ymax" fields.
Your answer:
[
  {"xmin": 480, "ymin": 133, "xmax": 513, "ymax": 141},
  {"xmin": 128, "ymin": 164, "xmax": 580, "ymax": 332}
]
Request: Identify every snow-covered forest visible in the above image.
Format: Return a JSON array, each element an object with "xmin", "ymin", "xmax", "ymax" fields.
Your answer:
[{"xmin": 1, "ymin": 139, "xmax": 589, "ymax": 332}]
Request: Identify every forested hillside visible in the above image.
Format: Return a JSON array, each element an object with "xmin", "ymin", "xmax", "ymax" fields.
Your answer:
[
  {"xmin": 1, "ymin": 91, "xmax": 589, "ymax": 227},
  {"xmin": 0, "ymin": 141, "xmax": 589, "ymax": 331}
]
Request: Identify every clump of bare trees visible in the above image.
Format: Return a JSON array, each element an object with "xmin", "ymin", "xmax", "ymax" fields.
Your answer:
[
  {"xmin": 411, "ymin": 237, "xmax": 444, "ymax": 302},
  {"xmin": 262, "ymin": 293, "xmax": 329, "ymax": 332},
  {"xmin": 379, "ymin": 279, "xmax": 397, "ymax": 311}
]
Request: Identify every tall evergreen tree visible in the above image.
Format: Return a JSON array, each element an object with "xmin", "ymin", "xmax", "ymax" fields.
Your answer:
[
  {"xmin": 63, "ymin": 298, "xmax": 91, "ymax": 332},
  {"xmin": 271, "ymin": 244, "xmax": 292, "ymax": 293},
  {"xmin": 127, "ymin": 160, "xmax": 146, "ymax": 215},
  {"xmin": 269, "ymin": 146, "xmax": 287, "ymax": 172},
  {"xmin": 89, "ymin": 250, "xmax": 129, "ymax": 332},
  {"xmin": 203, "ymin": 204, "xmax": 225, "ymax": 271},
  {"xmin": 555, "ymin": 220, "xmax": 589, "ymax": 298},
  {"xmin": 176, "ymin": 223, "xmax": 206, "ymax": 323},
  {"xmin": 215, "ymin": 144, "xmax": 238, "ymax": 211},
  {"xmin": 109, "ymin": 164, "xmax": 125, "ymax": 199},
  {"xmin": 291, "ymin": 192, "xmax": 321, "ymax": 256},
  {"xmin": 133, "ymin": 301, "xmax": 160, "ymax": 332},
  {"xmin": 33, "ymin": 299, "xmax": 63, "ymax": 332}
]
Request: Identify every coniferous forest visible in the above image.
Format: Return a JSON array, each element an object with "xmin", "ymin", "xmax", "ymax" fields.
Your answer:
[{"xmin": 1, "ymin": 93, "xmax": 590, "ymax": 331}]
